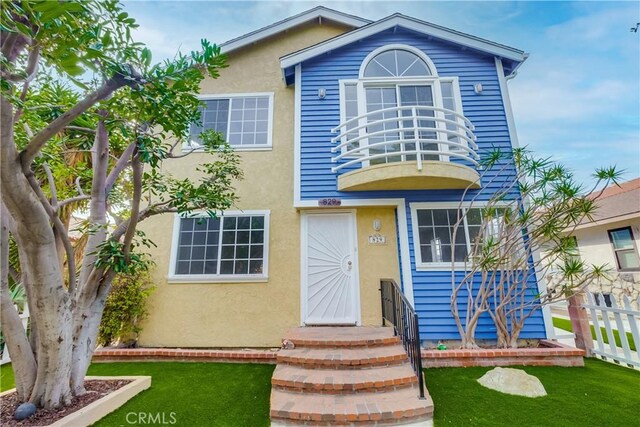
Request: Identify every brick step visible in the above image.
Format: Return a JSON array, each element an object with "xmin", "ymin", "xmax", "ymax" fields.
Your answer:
[
  {"xmin": 272, "ymin": 364, "xmax": 418, "ymax": 394},
  {"xmin": 270, "ymin": 386, "xmax": 433, "ymax": 425},
  {"xmin": 277, "ymin": 345, "xmax": 408, "ymax": 369},
  {"xmin": 284, "ymin": 326, "xmax": 400, "ymax": 348}
]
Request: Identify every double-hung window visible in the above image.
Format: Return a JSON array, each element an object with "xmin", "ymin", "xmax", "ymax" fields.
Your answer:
[
  {"xmin": 189, "ymin": 93, "xmax": 273, "ymax": 149},
  {"xmin": 607, "ymin": 227, "xmax": 640, "ymax": 271},
  {"xmin": 170, "ymin": 211, "xmax": 270, "ymax": 282}
]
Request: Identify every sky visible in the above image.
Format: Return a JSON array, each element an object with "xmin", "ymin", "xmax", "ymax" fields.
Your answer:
[{"xmin": 122, "ymin": 0, "xmax": 640, "ymax": 188}]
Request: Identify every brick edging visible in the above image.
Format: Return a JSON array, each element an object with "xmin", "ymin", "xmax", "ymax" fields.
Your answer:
[
  {"xmin": 93, "ymin": 348, "xmax": 278, "ymax": 364},
  {"xmin": 93, "ymin": 340, "xmax": 584, "ymax": 368},
  {"xmin": 421, "ymin": 340, "xmax": 585, "ymax": 368}
]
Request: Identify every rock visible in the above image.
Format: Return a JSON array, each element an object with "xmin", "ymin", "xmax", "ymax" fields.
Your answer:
[
  {"xmin": 14, "ymin": 402, "xmax": 37, "ymax": 421},
  {"xmin": 477, "ymin": 367, "xmax": 547, "ymax": 397},
  {"xmin": 281, "ymin": 339, "xmax": 295, "ymax": 350}
]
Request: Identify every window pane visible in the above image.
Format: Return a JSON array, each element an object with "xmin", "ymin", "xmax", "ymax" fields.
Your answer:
[
  {"xmin": 236, "ymin": 245, "xmax": 249, "ymax": 258},
  {"xmin": 237, "ymin": 217, "xmax": 251, "ymax": 229},
  {"xmin": 249, "ymin": 260, "xmax": 263, "ymax": 274},
  {"xmin": 228, "ymin": 96, "xmax": 270, "ymax": 147},
  {"xmin": 617, "ymin": 249, "xmax": 640, "ymax": 269},
  {"xmin": 610, "ymin": 229, "xmax": 634, "ymax": 249},
  {"xmin": 364, "ymin": 49, "xmax": 430, "ymax": 78},
  {"xmin": 251, "ymin": 216, "xmax": 265, "ymax": 229},
  {"xmin": 193, "ymin": 232, "xmax": 206, "ymax": 245}
]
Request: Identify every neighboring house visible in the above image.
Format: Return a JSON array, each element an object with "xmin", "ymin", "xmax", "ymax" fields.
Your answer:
[
  {"xmin": 560, "ymin": 178, "xmax": 640, "ymax": 310},
  {"xmin": 137, "ymin": 7, "xmax": 549, "ymax": 348}
]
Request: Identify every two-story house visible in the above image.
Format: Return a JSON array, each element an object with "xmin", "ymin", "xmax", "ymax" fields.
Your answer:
[{"xmin": 137, "ymin": 6, "xmax": 550, "ymax": 349}]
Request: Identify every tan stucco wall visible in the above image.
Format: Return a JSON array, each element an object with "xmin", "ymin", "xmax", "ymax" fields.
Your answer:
[
  {"xmin": 138, "ymin": 22, "xmax": 353, "ymax": 348},
  {"xmin": 355, "ymin": 207, "xmax": 401, "ymax": 325}
]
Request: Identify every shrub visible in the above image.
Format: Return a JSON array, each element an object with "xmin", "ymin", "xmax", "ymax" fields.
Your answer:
[{"xmin": 98, "ymin": 270, "xmax": 155, "ymax": 346}]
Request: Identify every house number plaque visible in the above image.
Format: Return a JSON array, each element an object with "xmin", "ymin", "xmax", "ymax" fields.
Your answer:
[
  {"xmin": 318, "ymin": 198, "xmax": 341, "ymax": 206},
  {"xmin": 368, "ymin": 234, "xmax": 387, "ymax": 245}
]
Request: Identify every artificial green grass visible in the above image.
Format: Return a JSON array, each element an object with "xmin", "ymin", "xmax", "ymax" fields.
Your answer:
[
  {"xmin": 1, "ymin": 362, "xmax": 274, "ymax": 427},
  {"xmin": 0, "ymin": 363, "xmax": 15, "ymax": 391},
  {"xmin": 553, "ymin": 316, "xmax": 636, "ymax": 351},
  {"xmin": 3, "ymin": 359, "xmax": 639, "ymax": 426},
  {"xmin": 424, "ymin": 358, "xmax": 640, "ymax": 427}
]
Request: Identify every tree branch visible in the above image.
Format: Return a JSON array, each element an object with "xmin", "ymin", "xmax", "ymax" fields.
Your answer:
[
  {"xmin": 19, "ymin": 77, "xmax": 124, "ymax": 168},
  {"xmin": 105, "ymin": 142, "xmax": 135, "ymax": 194}
]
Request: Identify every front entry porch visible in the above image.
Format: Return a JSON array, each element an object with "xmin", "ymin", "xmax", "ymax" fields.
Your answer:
[{"xmin": 270, "ymin": 326, "xmax": 433, "ymax": 426}]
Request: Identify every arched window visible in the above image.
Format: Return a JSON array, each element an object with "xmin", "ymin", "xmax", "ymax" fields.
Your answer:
[{"xmin": 363, "ymin": 49, "xmax": 432, "ymax": 78}]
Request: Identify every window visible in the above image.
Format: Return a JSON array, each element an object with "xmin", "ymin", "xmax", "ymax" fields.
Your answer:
[
  {"xmin": 412, "ymin": 206, "xmax": 482, "ymax": 266},
  {"xmin": 189, "ymin": 93, "xmax": 273, "ymax": 149},
  {"xmin": 363, "ymin": 49, "xmax": 432, "ymax": 78},
  {"xmin": 336, "ymin": 45, "xmax": 470, "ymax": 164},
  {"xmin": 170, "ymin": 211, "xmax": 269, "ymax": 281},
  {"xmin": 607, "ymin": 227, "xmax": 640, "ymax": 271}
]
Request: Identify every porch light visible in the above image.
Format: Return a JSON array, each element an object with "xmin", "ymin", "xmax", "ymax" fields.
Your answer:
[
  {"xmin": 373, "ymin": 219, "xmax": 382, "ymax": 231},
  {"xmin": 318, "ymin": 88, "xmax": 326, "ymax": 99},
  {"xmin": 474, "ymin": 83, "xmax": 483, "ymax": 94}
]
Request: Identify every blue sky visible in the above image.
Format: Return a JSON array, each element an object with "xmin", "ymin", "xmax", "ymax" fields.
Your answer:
[{"xmin": 123, "ymin": 1, "xmax": 640, "ymax": 187}]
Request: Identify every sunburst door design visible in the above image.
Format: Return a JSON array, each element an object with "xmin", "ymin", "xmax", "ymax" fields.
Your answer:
[{"xmin": 303, "ymin": 213, "xmax": 359, "ymax": 325}]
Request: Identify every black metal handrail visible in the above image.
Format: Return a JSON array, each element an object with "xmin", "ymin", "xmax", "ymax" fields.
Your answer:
[{"xmin": 380, "ymin": 279, "xmax": 425, "ymax": 399}]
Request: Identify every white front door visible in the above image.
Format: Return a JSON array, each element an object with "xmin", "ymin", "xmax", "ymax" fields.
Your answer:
[{"xmin": 302, "ymin": 212, "xmax": 360, "ymax": 325}]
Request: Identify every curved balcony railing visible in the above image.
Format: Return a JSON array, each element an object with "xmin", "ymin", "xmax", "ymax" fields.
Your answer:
[{"xmin": 331, "ymin": 105, "xmax": 479, "ymax": 173}]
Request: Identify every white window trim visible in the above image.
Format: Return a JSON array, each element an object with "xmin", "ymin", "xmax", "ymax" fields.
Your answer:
[
  {"xmin": 167, "ymin": 210, "xmax": 270, "ymax": 283},
  {"xmin": 336, "ymin": 75, "xmax": 464, "ymax": 162},
  {"xmin": 187, "ymin": 92, "xmax": 274, "ymax": 152},
  {"xmin": 410, "ymin": 202, "xmax": 487, "ymax": 271}
]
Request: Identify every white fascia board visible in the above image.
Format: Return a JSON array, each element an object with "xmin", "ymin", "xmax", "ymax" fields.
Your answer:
[
  {"xmin": 281, "ymin": 14, "xmax": 527, "ymax": 70},
  {"xmin": 220, "ymin": 7, "xmax": 370, "ymax": 54}
]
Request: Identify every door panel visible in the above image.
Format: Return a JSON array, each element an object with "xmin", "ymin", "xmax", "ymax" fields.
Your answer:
[
  {"xmin": 399, "ymin": 85, "xmax": 439, "ymax": 161},
  {"xmin": 303, "ymin": 213, "xmax": 359, "ymax": 325}
]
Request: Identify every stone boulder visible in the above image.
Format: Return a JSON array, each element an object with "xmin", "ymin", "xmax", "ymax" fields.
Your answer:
[{"xmin": 477, "ymin": 367, "xmax": 547, "ymax": 397}]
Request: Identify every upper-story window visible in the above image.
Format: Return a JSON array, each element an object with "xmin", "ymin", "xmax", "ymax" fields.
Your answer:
[
  {"xmin": 334, "ymin": 45, "xmax": 476, "ymax": 168},
  {"xmin": 190, "ymin": 93, "xmax": 274, "ymax": 150},
  {"xmin": 607, "ymin": 227, "xmax": 640, "ymax": 271}
]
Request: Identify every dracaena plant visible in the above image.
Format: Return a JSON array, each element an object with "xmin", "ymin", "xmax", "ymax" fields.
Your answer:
[{"xmin": 448, "ymin": 147, "xmax": 620, "ymax": 349}]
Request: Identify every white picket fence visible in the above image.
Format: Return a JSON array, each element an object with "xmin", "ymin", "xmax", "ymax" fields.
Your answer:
[
  {"xmin": 584, "ymin": 293, "xmax": 640, "ymax": 369},
  {"xmin": 0, "ymin": 304, "xmax": 30, "ymax": 365}
]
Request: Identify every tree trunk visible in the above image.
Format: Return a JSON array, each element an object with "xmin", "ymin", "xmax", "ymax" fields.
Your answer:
[
  {"xmin": 70, "ymin": 280, "xmax": 112, "ymax": 395},
  {"xmin": 0, "ymin": 208, "xmax": 37, "ymax": 402}
]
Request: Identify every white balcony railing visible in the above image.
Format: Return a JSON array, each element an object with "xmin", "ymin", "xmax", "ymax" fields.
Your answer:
[{"xmin": 331, "ymin": 105, "xmax": 479, "ymax": 173}]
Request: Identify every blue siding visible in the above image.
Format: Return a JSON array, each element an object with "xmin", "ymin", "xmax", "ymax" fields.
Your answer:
[{"xmin": 297, "ymin": 27, "xmax": 545, "ymax": 341}]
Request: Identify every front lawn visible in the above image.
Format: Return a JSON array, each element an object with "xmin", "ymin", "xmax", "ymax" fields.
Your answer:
[
  {"xmin": 424, "ymin": 358, "xmax": 640, "ymax": 426},
  {"xmin": 1, "ymin": 362, "xmax": 274, "ymax": 427},
  {"xmin": 2, "ymin": 359, "xmax": 638, "ymax": 426},
  {"xmin": 553, "ymin": 316, "xmax": 636, "ymax": 351}
]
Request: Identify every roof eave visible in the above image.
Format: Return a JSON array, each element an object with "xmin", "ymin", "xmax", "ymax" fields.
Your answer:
[
  {"xmin": 280, "ymin": 14, "xmax": 526, "ymax": 71},
  {"xmin": 220, "ymin": 6, "xmax": 370, "ymax": 55}
]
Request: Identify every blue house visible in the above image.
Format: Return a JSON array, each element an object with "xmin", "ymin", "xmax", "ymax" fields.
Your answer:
[{"xmin": 143, "ymin": 6, "xmax": 552, "ymax": 351}]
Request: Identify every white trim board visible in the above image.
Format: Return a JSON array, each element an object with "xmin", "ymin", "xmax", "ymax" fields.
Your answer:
[
  {"xmin": 294, "ymin": 198, "xmax": 415, "ymax": 307},
  {"xmin": 281, "ymin": 14, "xmax": 527, "ymax": 71},
  {"xmin": 220, "ymin": 6, "xmax": 369, "ymax": 54},
  {"xmin": 294, "ymin": 65, "xmax": 302, "ymax": 203}
]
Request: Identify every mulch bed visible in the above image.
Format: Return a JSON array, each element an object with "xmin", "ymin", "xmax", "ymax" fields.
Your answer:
[{"xmin": 0, "ymin": 379, "xmax": 131, "ymax": 427}]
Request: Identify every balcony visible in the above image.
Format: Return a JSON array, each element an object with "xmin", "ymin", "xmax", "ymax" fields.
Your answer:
[{"xmin": 331, "ymin": 106, "xmax": 481, "ymax": 192}]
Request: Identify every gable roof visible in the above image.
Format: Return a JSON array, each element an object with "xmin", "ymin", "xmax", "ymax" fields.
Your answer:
[
  {"xmin": 219, "ymin": 6, "xmax": 371, "ymax": 54},
  {"xmin": 578, "ymin": 178, "xmax": 640, "ymax": 227},
  {"xmin": 280, "ymin": 13, "xmax": 527, "ymax": 77}
]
